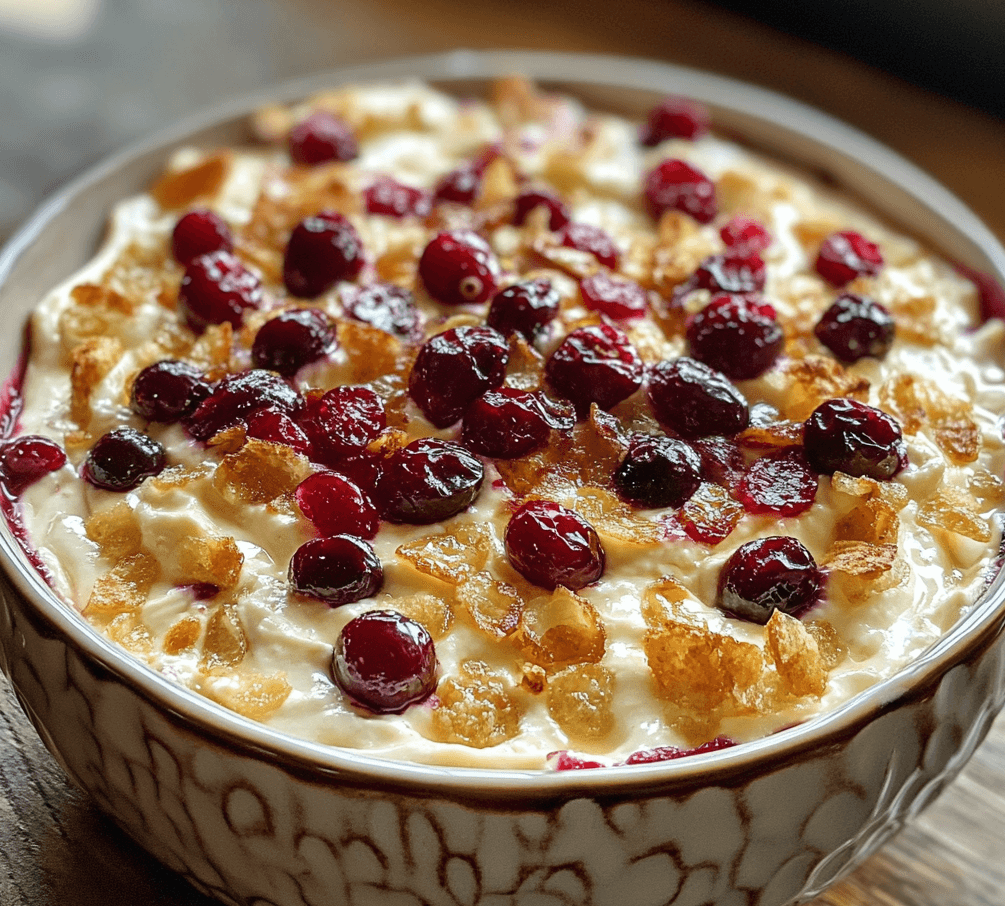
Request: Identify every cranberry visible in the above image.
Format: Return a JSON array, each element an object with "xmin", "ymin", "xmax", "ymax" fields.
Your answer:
[
  {"xmin": 550, "ymin": 752, "xmax": 606, "ymax": 771},
  {"xmin": 418, "ymin": 230, "xmax": 500, "ymax": 307},
  {"xmin": 486, "ymin": 278, "xmax": 560, "ymax": 341},
  {"xmin": 171, "ymin": 208, "xmax": 232, "ymax": 264},
  {"xmin": 556, "ymin": 222, "xmax": 619, "ymax": 269},
  {"xmin": 408, "ymin": 325, "xmax": 509, "ymax": 428},
  {"xmin": 614, "ymin": 434, "xmax": 702, "ymax": 508},
  {"xmin": 505, "ymin": 499, "xmax": 605, "ymax": 591},
  {"xmin": 647, "ymin": 357, "xmax": 749, "ymax": 439},
  {"xmin": 461, "ymin": 389, "xmax": 555, "ymax": 459},
  {"xmin": 251, "ymin": 308, "xmax": 337, "ymax": 376},
  {"xmin": 130, "ymin": 359, "xmax": 211, "ymax": 423},
  {"xmin": 736, "ymin": 448, "xmax": 818, "ymax": 517},
  {"xmin": 643, "ymin": 159, "xmax": 717, "ymax": 224},
  {"xmin": 283, "ymin": 212, "xmax": 365, "ymax": 299},
  {"xmin": 814, "ymin": 293, "xmax": 895, "ymax": 362},
  {"xmin": 288, "ymin": 111, "xmax": 358, "ymax": 165},
  {"xmin": 363, "ymin": 176, "xmax": 432, "ymax": 218},
  {"xmin": 179, "ymin": 250, "xmax": 263, "ymax": 331},
  {"xmin": 82, "ymin": 427, "xmax": 166, "ymax": 492},
  {"xmin": 639, "ymin": 96, "xmax": 710, "ymax": 145},
  {"xmin": 245, "ymin": 407, "xmax": 313, "ymax": 457},
  {"xmin": 692, "ymin": 436, "xmax": 747, "ymax": 490},
  {"xmin": 332, "ymin": 610, "xmax": 437, "ymax": 713},
  {"xmin": 185, "ymin": 369, "xmax": 304, "ymax": 442},
  {"xmin": 288, "ymin": 535, "xmax": 382, "ymax": 605},
  {"xmin": 719, "ymin": 215, "xmax": 771, "ymax": 255},
  {"xmin": 716, "ymin": 536, "xmax": 822, "ymax": 624},
  {"xmin": 512, "ymin": 188, "xmax": 571, "ymax": 231},
  {"xmin": 546, "ymin": 324, "xmax": 644, "ymax": 418},
  {"xmin": 342, "ymin": 282, "xmax": 423, "ymax": 341},
  {"xmin": 691, "ymin": 253, "xmax": 766, "ymax": 295},
  {"xmin": 0, "ymin": 436, "xmax": 66, "ymax": 496},
  {"xmin": 815, "ymin": 231, "xmax": 884, "ymax": 287},
  {"xmin": 624, "ymin": 736, "xmax": 736, "ymax": 764},
  {"xmin": 297, "ymin": 385, "xmax": 386, "ymax": 463},
  {"xmin": 580, "ymin": 272, "xmax": 648, "ymax": 321},
  {"xmin": 433, "ymin": 165, "xmax": 481, "ymax": 205},
  {"xmin": 803, "ymin": 397, "xmax": 906, "ymax": 480},
  {"xmin": 687, "ymin": 293, "xmax": 783, "ymax": 380},
  {"xmin": 295, "ymin": 471, "xmax": 379, "ymax": 539}
]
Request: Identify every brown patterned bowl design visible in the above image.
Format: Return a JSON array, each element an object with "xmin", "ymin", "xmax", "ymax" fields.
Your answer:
[{"xmin": 2, "ymin": 50, "xmax": 1005, "ymax": 906}]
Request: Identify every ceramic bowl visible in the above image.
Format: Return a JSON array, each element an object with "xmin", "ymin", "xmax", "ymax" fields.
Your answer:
[{"xmin": 2, "ymin": 49, "xmax": 1005, "ymax": 906}]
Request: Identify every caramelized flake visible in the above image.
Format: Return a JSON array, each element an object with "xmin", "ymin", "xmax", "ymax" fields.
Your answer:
[
  {"xmin": 390, "ymin": 592, "xmax": 454, "ymax": 641},
  {"xmin": 150, "ymin": 152, "xmax": 231, "ymax": 210},
  {"xmin": 546, "ymin": 663, "xmax": 615, "ymax": 741},
  {"xmin": 85, "ymin": 501, "xmax": 143, "ymax": 562},
  {"xmin": 567, "ymin": 486, "xmax": 662, "ymax": 546},
  {"xmin": 823, "ymin": 541, "xmax": 898, "ymax": 578},
  {"xmin": 213, "ymin": 438, "xmax": 312, "ymax": 505},
  {"xmin": 917, "ymin": 486, "xmax": 992, "ymax": 543},
  {"xmin": 177, "ymin": 534, "xmax": 244, "ymax": 589},
  {"xmin": 396, "ymin": 522, "xmax": 493, "ymax": 586},
  {"xmin": 455, "ymin": 571, "xmax": 524, "ymax": 639},
  {"xmin": 835, "ymin": 497, "xmax": 900, "ymax": 545},
  {"xmin": 430, "ymin": 659, "xmax": 522, "ymax": 748},
  {"xmin": 203, "ymin": 671, "xmax": 292, "ymax": 721},
  {"xmin": 106, "ymin": 613, "xmax": 154, "ymax": 654},
  {"xmin": 163, "ymin": 616, "xmax": 202, "ymax": 655},
  {"xmin": 679, "ymin": 482, "xmax": 744, "ymax": 546},
  {"xmin": 69, "ymin": 336, "xmax": 124, "ymax": 426},
  {"xmin": 337, "ymin": 319, "xmax": 413, "ymax": 385},
  {"xmin": 765, "ymin": 610, "xmax": 828, "ymax": 697},
  {"xmin": 516, "ymin": 586, "xmax": 606, "ymax": 671},
  {"xmin": 774, "ymin": 355, "xmax": 870, "ymax": 422},
  {"xmin": 200, "ymin": 601, "xmax": 247, "ymax": 671}
]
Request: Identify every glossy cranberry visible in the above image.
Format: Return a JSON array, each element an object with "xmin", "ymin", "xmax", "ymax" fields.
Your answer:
[
  {"xmin": 624, "ymin": 736, "xmax": 736, "ymax": 764},
  {"xmin": 179, "ymin": 250, "xmax": 263, "ymax": 331},
  {"xmin": 546, "ymin": 324, "xmax": 644, "ymax": 418},
  {"xmin": 691, "ymin": 252, "xmax": 766, "ymax": 295},
  {"xmin": 687, "ymin": 293, "xmax": 783, "ymax": 380},
  {"xmin": 288, "ymin": 111, "xmax": 358, "ymax": 165},
  {"xmin": 461, "ymin": 389, "xmax": 555, "ymax": 459},
  {"xmin": 647, "ymin": 357, "xmax": 749, "ymax": 439},
  {"xmin": 803, "ymin": 397, "xmax": 906, "ymax": 480},
  {"xmin": 556, "ymin": 222, "xmax": 619, "ymax": 269},
  {"xmin": 363, "ymin": 176, "xmax": 432, "ymax": 218},
  {"xmin": 82, "ymin": 427, "xmax": 165, "ymax": 492},
  {"xmin": 512, "ymin": 188, "xmax": 571, "ymax": 231},
  {"xmin": 432, "ymin": 145, "xmax": 499, "ymax": 205},
  {"xmin": 486, "ymin": 278, "xmax": 560, "ymax": 341},
  {"xmin": 717, "ymin": 536, "xmax": 822, "ymax": 624},
  {"xmin": 736, "ymin": 448, "xmax": 818, "ymax": 517},
  {"xmin": 288, "ymin": 535, "xmax": 382, "ymax": 606},
  {"xmin": 639, "ymin": 96, "xmax": 710, "ymax": 145},
  {"xmin": 171, "ymin": 208, "xmax": 232, "ymax": 264},
  {"xmin": 130, "ymin": 359, "xmax": 212, "ymax": 422},
  {"xmin": 692, "ymin": 436, "xmax": 746, "ymax": 491},
  {"xmin": 580, "ymin": 272, "xmax": 648, "ymax": 321},
  {"xmin": 283, "ymin": 212, "xmax": 365, "ymax": 299},
  {"xmin": 297, "ymin": 385, "xmax": 386, "ymax": 463},
  {"xmin": 505, "ymin": 499, "xmax": 605, "ymax": 591},
  {"xmin": 719, "ymin": 215, "xmax": 771, "ymax": 255},
  {"xmin": 418, "ymin": 230, "xmax": 500, "ymax": 307},
  {"xmin": 408, "ymin": 325, "xmax": 509, "ymax": 428},
  {"xmin": 375, "ymin": 438, "xmax": 484, "ymax": 525},
  {"xmin": 185, "ymin": 369, "xmax": 304, "ymax": 442},
  {"xmin": 342, "ymin": 282, "xmax": 423, "ymax": 341},
  {"xmin": 814, "ymin": 293, "xmax": 895, "ymax": 362},
  {"xmin": 245, "ymin": 408, "xmax": 313, "ymax": 457},
  {"xmin": 295, "ymin": 471, "xmax": 379, "ymax": 539},
  {"xmin": 251, "ymin": 308, "xmax": 337, "ymax": 376},
  {"xmin": 614, "ymin": 434, "xmax": 702, "ymax": 508},
  {"xmin": 550, "ymin": 752, "xmax": 605, "ymax": 771},
  {"xmin": 0, "ymin": 436, "xmax": 66, "ymax": 496},
  {"xmin": 815, "ymin": 230, "xmax": 884, "ymax": 287},
  {"xmin": 643, "ymin": 159, "xmax": 717, "ymax": 224},
  {"xmin": 332, "ymin": 610, "xmax": 437, "ymax": 713}
]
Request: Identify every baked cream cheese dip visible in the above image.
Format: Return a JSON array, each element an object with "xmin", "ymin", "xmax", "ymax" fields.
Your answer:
[{"xmin": 5, "ymin": 77, "xmax": 1005, "ymax": 769}]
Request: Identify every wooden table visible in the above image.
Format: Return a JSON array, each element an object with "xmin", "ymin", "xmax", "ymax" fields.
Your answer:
[{"xmin": 2, "ymin": 0, "xmax": 1004, "ymax": 903}]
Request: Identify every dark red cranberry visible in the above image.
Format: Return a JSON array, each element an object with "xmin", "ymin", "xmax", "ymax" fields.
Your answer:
[
  {"xmin": 815, "ymin": 231, "xmax": 884, "ymax": 287},
  {"xmin": 251, "ymin": 308, "xmax": 337, "ymax": 376},
  {"xmin": 580, "ymin": 272, "xmax": 648, "ymax": 321},
  {"xmin": 546, "ymin": 324, "xmax": 644, "ymax": 418},
  {"xmin": 687, "ymin": 293, "xmax": 783, "ymax": 380},
  {"xmin": 643, "ymin": 159, "xmax": 717, "ymax": 224},
  {"xmin": 433, "ymin": 164, "xmax": 481, "ymax": 205},
  {"xmin": 716, "ymin": 536, "xmax": 822, "ymax": 624},
  {"xmin": 185, "ymin": 369, "xmax": 304, "ymax": 442},
  {"xmin": 956, "ymin": 262, "xmax": 1005, "ymax": 324},
  {"xmin": 363, "ymin": 176, "xmax": 432, "ymax": 218},
  {"xmin": 295, "ymin": 471, "xmax": 379, "ymax": 539},
  {"xmin": 418, "ymin": 230, "xmax": 500, "ymax": 307},
  {"xmin": 408, "ymin": 325, "xmax": 509, "ymax": 428},
  {"xmin": 614, "ymin": 434, "xmax": 702, "ymax": 508},
  {"xmin": 803, "ymin": 398, "xmax": 906, "ymax": 480},
  {"xmin": 624, "ymin": 736, "xmax": 736, "ymax": 764},
  {"xmin": 82, "ymin": 427, "xmax": 166, "ymax": 492},
  {"xmin": 461, "ymin": 388, "xmax": 555, "ymax": 459},
  {"xmin": 512, "ymin": 188, "xmax": 571, "ymax": 231},
  {"xmin": 692, "ymin": 253, "xmax": 766, "ymax": 295},
  {"xmin": 639, "ymin": 96, "xmax": 710, "ymax": 145},
  {"xmin": 179, "ymin": 250, "xmax": 263, "ymax": 331},
  {"xmin": 556, "ymin": 222, "xmax": 619, "ymax": 269},
  {"xmin": 486, "ymin": 278, "xmax": 560, "ymax": 341},
  {"xmin": 814, "ymin": 293, "xmax": 895, "ymax": 362},
  {"xmin": 130, "ymin": 359, "xmax": 212, "ymax": 423},
  {"xmin": 736, "ymin": 448, "xmax": 818, "ymax": 517},
  {"xmin": 505, "ymin": 499, "xmax": 605, "ymax": 591},
  {"xmin": 342, "ymin": 282, "xmax": 423, "ymax": 341},
  {"xmin": 288, "ymin": 111, "xmax": 358, "ymax": 165},
  {"xmin": 245, "ymin": 408, "xmax": 313, "ymax": 457},
  {"xmin": 1, "ymin": 436, "xmax": 66, "ymax": 496},
  {"xmin": 297, "ymin": 385, "xmax": 386, "ymax": 463},
  {"xmin": 375, "ymin": 438, "xmax": 484, "ymax": 525},
  {"xmin": 332, "ymin": 610, "xmax": 436, "ymax": 713},
  {"xmin": 283, "ymin": 212, "xmax": 365, "ymax": 299},
  {"xmin": 692, "ymin": 436, "xmax": 747, "ymax": 491},
  {"xmin": 171, "ymin": 208, "xmax": 232, "ymax": 264},
  {"xmin": 719, "ymin": 215, "xmax": 771, "ymax": 255},
  {"xmin": 647, "ymin": 357, "xmax": 749, "ymax": 439},
  {"xmin": 289, "ymin": 535, "xmax": 382, "ymax": 605}
]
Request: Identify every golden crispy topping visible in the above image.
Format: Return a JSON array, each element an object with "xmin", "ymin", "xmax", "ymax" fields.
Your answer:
[
  {"xmin": 430, "ymin": 659, "xmax": 522, "ymax": 748},
  {"xmin": 546, "ymin": 663, "xmax": 616, "ymax": 741},
  {"xmin": 213, "ymin": 439, "xmax": 312, "ymax": 505}
]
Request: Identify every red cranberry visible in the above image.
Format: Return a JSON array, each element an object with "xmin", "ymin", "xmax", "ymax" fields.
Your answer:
[
  {"xmin": 283, "ymin": 212, "xmax": 365, "ymax": 299},
  {"xmin": 363, "ymin": 176, "xmax": 431, "ymax": 218},
  {"xmin": 130, "ymin": 359, "xmax": 211, "ymax": 423},
  {"xmin": 179, "ymin": 250, "xmax": 263, "ymax": 331},
  {"xmin": 332, "ymin": 610, "xmax": 437, "ymax": 713},
  {"xmin": 803, "ymin": 398, "xmax": 906, "ymax": 480},
  {"xmin": 687, "ymin": 293, "xmax": 783, "ymax": 380},
  {"xmin": 418, "ymin": 230, "xmax": 500, "ymax": 307},
  {"xmin": 432, "ymin": 146, "xmax": 499, "ymax": 205},
  {"xmin": 614, "ymin": 434, "xmax": 702, "ymax": 508},
  {"xmin": 185, "ymin": 369, "xmax": 304, "ymax": 442},
  {"xmin": 556, "ymin": 222, "xmax": 619, "ymax": 269},
  {"xmin": 245, "ymin": 407, "xmax": 313, "ymax": 457},
  {"xmin": 288, "ymin": 111, "xmax": 358, "ymax": 165},
  {"xmin": 505, "ymin": 499, "xmax": 606, "ymax": 591},
  {"xmin": 512, "ymin": 188, "xmax": 571, "ymax": 231},
  {"xmin": 815, "ymin": 231, "xmax": 883, "ymax": 287},
  {"xmin": 719, "ymin": 215, "xmax": 771, "ymax": 255},
  {"xmin": 647, "ymin": 357, "xmax": 749, "ymax": 439},
  {"xmin": 375, "ymin": 438, "xmax": 484, "ymax": 525},
  {"xmin": 251, "ymin": 308, "xmax": 337, "ymax": 376},
  {"xmin": 717, "ymin": 536, "xmax": 822, "ymax": 624},
  {"xmin": 692, "ymin": 436, "xmax": 747, "ymax": 491},
  {"xmin": 297, "ymin": 385, "xmax": 386, "ymax": 464},
  {"xmin": 639, "ymin": 96, "xmax": 710, "ymax": 145},
  {"xmin": 486, "ymin": 278, "xmax": 560, "ymax": 341},
  {"xmin": 409, "ymin": 325, "xmax": 509, "ymax": 428},
  {"xmin": 342, "ymin": 282, "xmax": 423, "ymax": 341},
  {"xmin": 643, "ymin": 159, "xmax": 717, "ymax": 224},
  {"xmin": 82, "ymin": 427, "xmax": 166, "ymax": 492},
  {"xmin": 295, "ymin": 471, "xmax": 379, "ymax": 539},
  {"xmin": 1, "ymin": 436, "xmax": 66, "ymax": 496},
  {"xmin": 546, "ymin": 324, "xmax": 644, "ymax": 419},
  {"xmin": 288, "ymin": 535, "xmax": 382, "ymax": 606},
  {"xmin": 550, "ymin": 752, "xmax": 606, "ymax": 771},
  {"xmin": 171, "ymin": 208, "xmax": 232, "ymax": 264},
  {"xmin": 692, "ymin": 253, "xmax": 766, "ymax": 295},
  {"xmin": 736, "ymin": 448, "xmax": 818, "ymax": 517},
  {"xmin": 624, "ymin": 736, "xmax": 736, "ymax": 764},
  {"xmin": 461, "ymin": 389, "xmax": 555, "ymax": 459},
  {"xmin": 814, "ymin": 293, "xmax": 895, "ymax": 362},
  {"xmin": 580, "ymin": 272, "xmax": 648, "ymax": 321}
]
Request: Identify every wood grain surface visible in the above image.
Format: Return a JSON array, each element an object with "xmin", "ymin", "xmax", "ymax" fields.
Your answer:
[{"xmin": 2, "ymin": 1, "xmax": 1004, "ymax": 903}]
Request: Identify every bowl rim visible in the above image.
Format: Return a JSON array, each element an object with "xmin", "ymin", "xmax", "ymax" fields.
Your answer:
[{"xmin": 3, "ymin": 47, "xmax": 1005, "ymax": 799}]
